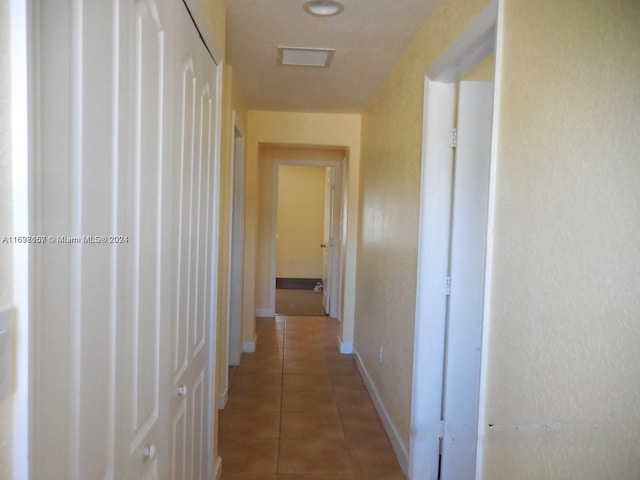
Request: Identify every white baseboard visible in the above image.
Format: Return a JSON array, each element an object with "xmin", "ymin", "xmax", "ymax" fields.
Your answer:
[
  {"xmin": 213, "ymin": 455, "xmax": 222, "ymax": 480},
  {"xmin": 218, "ymin": 386, "xmax": 228, "ymax": 410},
  {"xmin": 255, "ymin": 307, "xmax": 275, "ymax": 317},
  {"xmin": 243, "ymin": 335, "xmax": 257, "ymax": 353},
  {"xmin": 339, "ymin": 337, "xmax": 354, "ymax": 354},
  {"xmin": 354, "ymin": 349, "xmax": 410, "ymax": 476}
]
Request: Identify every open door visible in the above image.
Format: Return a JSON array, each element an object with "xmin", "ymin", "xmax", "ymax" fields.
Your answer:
[
  {"xmin": 228, "ymin": 123, "xmax": 245, "ymax": 368},
  {"xmin": 322, "ymin": 167, "xmax": 336, "ymax": 315},
  {"xmin": 410, "ymin": 77, "xmax": 494, "ymax": 480},
  {"xmin": 439, "ymin": 80, "xmax": 494, "ymax": 479}
]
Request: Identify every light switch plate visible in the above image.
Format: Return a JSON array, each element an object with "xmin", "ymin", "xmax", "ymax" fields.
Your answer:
[{"xmin": 0, "ymin": 306, "xmax": 11, "ymax": 399}]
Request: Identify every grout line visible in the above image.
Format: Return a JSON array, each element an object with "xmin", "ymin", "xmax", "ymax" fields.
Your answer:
[{"xmin": 276, "ymin": 318, "xmax": 284, "ymax": 476}]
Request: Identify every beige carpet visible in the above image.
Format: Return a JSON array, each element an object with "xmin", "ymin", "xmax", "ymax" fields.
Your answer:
[{"xmin": 275, "ymin": 288, "xmax": 326, "ymax": 316}]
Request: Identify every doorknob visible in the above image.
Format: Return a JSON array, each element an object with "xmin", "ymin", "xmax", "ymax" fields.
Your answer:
[
  {"xmin": 177, "ymin": 385, "xmax": 188, "ymax": 396},
  {"xmin": 143, "ymin": 443, "xmax": 157, "ymax": 461},
  {"xmin": 320, "ymin": 244, "xmax": 327, "ymax": 248}
]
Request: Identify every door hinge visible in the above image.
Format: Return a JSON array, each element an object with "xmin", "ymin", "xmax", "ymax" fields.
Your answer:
[
  {"xmin": 451, "ymin": 127, "xmax": 458, "ymax": 148},
  {"xmin": 438, "ymin": 420, "xmax": 445, "ymax": 454},
  {"xmin": 445, "ymin": 276, "xmax": 451, "ymax": 296}
]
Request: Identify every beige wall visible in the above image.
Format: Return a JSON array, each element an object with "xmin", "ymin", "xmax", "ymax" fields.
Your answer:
[
  {"xmin": 482, "ymin": 1, "xmax": 640, "ymax": 478},
  {"xmin": 0, "ymin": 0, "xmax": 12, "ymax": 477},
  {"xmin": 276, "ymin": 165, "xmax": 326, "ymax": 279},
  {"xmin": 198, "ymin": 0, "xmax": 225, "ymax": 55},
  {"xmin": 245, "ymin": 111, "xmax": 361, "ymax": 345},
  {"xmin": 463, "ymin": 52, "xmax": 495, "ymax": 81},
  {"xmin": 256, "ymin": 146, "xmax": 344, "ymax": 313},
  {"xmin": 358, "ymin": 0, "xmax": 492, "ymax": 447}
]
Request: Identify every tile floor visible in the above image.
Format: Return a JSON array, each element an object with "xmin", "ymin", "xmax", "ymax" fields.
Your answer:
[{"xmin": 219, "ymin": 315, "xmax": 407, "ymax": 480}]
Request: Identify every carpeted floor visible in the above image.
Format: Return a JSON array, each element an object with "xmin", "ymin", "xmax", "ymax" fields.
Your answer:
[{"xmin": 275, "ymin": 288, "xmax": 326, "ymax": 316}]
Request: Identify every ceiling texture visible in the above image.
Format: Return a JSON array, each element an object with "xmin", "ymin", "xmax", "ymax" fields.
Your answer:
[{"xmin": 225, "ymin": 0, "xmax": 442, "ymax": 113}]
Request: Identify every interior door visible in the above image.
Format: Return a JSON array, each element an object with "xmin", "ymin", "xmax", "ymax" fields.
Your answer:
[
  {"xmin": 322, "ymin": 167, "xmax": 335, "ymax": 314},
  {"xmin": 169, "ymin": 4, "xmax": 219, "ymax": 480},
  {"xmin": 116, "ymin": 0, "xmax": 175, "ymax": 477},
  {"xmin": 440, "ymin": 81, "xmax": 494, "ymax": 479},
  {"xmin": 32, "ymin": 1, "xmax": 219, "ymax": 479},
  {"xmin": 33, "ymin": 0, "xmax": 175, "ymax": 478}
]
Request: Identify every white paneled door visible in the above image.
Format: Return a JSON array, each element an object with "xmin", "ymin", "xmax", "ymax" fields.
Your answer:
[
  {"xmin": 169, "ymin": 4, "xmax": 219, "ymax": 480},
  {"xmin": 32, "ymin": 0, "xmax": 220, "ymax": 479}
]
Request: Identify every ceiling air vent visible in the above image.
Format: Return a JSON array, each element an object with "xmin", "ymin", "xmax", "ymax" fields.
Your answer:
[{"xmin": 277, "ymin": 46, "xmax": 335, "ymax": 67}]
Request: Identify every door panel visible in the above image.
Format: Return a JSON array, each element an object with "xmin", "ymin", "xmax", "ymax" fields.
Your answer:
[
  {"xmin": 193, "ymin": 84, "xmax": 214, "ymax": 358},
  {"xmin": 171, "ymin": 401, "xmax": 187, "ymax": 480},
  {"xmin": 32, "ymin": 0, "xmax": 121, "ymax": 477},
  {"xmin": 174, "ymin": 56, "xmax": 196, "ymax": 385},
  {"xmin": 119, "ymin": 0, "xmax": 173, "ymax": 477},
  {"xmin": 322, "ymin": 167, "xmax": 335, "ymax": 314},
  {"xmin": 77, "ymin": 0, "xmax": 119, "ymax": 476},
  {"xmin": 169, "ymin": 4, "xmax": 219, "ymax": 479},
  {"xmin": 190, "ymin": 370, "xmax": 206, "ymax": 480},
  {"xmin": 440, "ymin": 81, "xmax": 494, "ymax": 479}
]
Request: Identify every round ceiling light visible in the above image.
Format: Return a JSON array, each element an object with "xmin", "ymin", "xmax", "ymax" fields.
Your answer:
[{"xmin": 303, "ymin": 0, "xmax": 344, "ymax": 17}]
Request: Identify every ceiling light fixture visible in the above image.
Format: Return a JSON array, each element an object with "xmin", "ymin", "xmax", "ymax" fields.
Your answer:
[{"xmin": 303, "ymin": 0, "xmax": 344, "ymax": 17}]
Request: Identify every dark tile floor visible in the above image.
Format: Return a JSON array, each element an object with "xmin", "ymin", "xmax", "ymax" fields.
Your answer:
[{"xmin": 219, "ymin": 315, "xmax": 407, "ymax": 480}]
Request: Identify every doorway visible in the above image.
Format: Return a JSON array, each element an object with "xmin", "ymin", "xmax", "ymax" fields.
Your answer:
[
  {"xmin": 228, "ymin": 115, "xmax": 245, "ymax": 370},
  {"xmin": 270, "ymin": 158, "xmax": 343, "ymax": 319},
  {"xmin": 410, "ymin": 2, "xmax": 499, "ymax": 479}
]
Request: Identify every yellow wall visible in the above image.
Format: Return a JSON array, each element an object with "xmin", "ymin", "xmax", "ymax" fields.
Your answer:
[
  {"xmin": 246, "ymin": 111, "xmax": 361, "ymax": 344},
  {"xmin": 0, "ymin": 0, "xmax": 12, "ymax": 477},
  {"xmin": 482, "ymin": 1, "xmax": 640, "ymax": 478},
  {"xmin": 215, "ymin": 63, "xmax": 248, "ymax": 407},
  {"xmin": 463, "ymin": 52, "xmax": 495, "ymax": 81},
  {"xmin": 360, "ymin": 0, "xmax": 640, "ymax": 475},
  {"xmin": 358, "ymin": 0, "xmax": 492, "ymax": 447},
  {"xmin": 198, "ymin": 0, "xmax": 225, "ymax": 55},
  {"xmin": 276, "ymin": 165, "xmax": 326, "ymax": 279},
  {"xmin": 214, "ymin": 22, "xmax": 249, "ymax": 431}
]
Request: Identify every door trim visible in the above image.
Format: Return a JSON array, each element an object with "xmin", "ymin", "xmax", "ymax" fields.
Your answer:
[
  {"xmin": 409, "ymin": 1, "xmax": 501, "ymax": 478},
  {"xmin": 11, "ymin": 0, "xmax": 31, "ymax": 477},
  {"xmin": 269, "ymin": 158, "xmax": 344, "ymax": 319},
  {"xmin": 206, "ymin": 55, "xmax": 224, "ymax": 480},
  {"xmin": 221, "ymin": 110, "xmax": 245, "ymax": 408}
]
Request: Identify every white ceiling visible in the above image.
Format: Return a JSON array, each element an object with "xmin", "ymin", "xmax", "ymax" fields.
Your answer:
[{"xmin": 225, "ymin": 0, "xmax": 442, "ymax": 113}]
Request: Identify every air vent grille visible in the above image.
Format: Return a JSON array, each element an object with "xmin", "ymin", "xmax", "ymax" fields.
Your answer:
[{"xmin": 277, "ymin": 46, "xmax": 335, "ymax": 67}]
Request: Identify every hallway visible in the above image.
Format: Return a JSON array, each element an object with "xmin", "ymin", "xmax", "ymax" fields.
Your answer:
[{"xmin": 219, "ymin": 315, "xmax": 406, "ymax": 479}]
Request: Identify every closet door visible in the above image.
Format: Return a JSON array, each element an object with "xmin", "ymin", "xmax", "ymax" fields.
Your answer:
[
  {"xmin": 33, "ymin": 0, "xmax": 219, "ymax": 479},
  {"xmin": 33, "ymin": 0, "xmax": 145, "ymax": 478},
  {"xmin": 114, "ymin": 0, "xmax": 175, "ymax": 478},
  {"xmin": 169, "ymin": 5, "xmax": 220, "ymax": 480}
]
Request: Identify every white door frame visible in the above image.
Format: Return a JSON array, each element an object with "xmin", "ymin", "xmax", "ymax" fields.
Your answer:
[
  {"xmin": 409, "ymin": 1, "xmax": 502, "ymax": 479},
  {"xmin": 206, "ymin": 56, "xmax": 224, "ymax": 480},
  {"xmin": 222, "ymin": 111, "xmax": 245, "ymax": 407},
  {"xmin": 270, "ymin": 158, "xmax": 344, "ymax": 319},
  {"xmin": 10, "ymin": 0, "xmax": 31, "ymax": 477}
]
